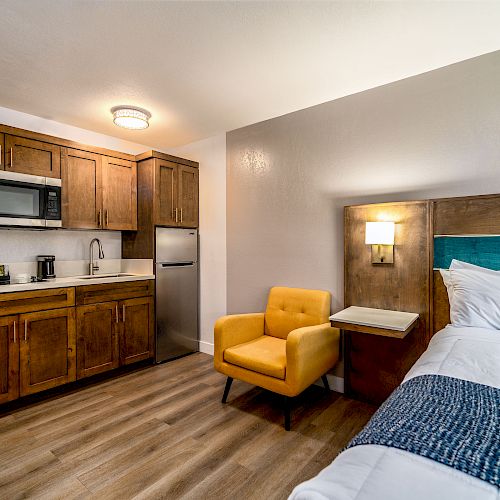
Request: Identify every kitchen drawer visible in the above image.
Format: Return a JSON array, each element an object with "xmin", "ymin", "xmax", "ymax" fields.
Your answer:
[
  {"xmin": 0, "ymin": 287, "xmax": 75, "ymax": 316},
  {"xmin": 75, "ymin": 280, "xmax": 154, "ymax": 305}
]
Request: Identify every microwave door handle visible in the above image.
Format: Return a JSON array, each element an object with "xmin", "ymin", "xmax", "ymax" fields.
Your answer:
[{"xmin": 42, "ymin": 186, "xmax": 48, "ymax": 220}]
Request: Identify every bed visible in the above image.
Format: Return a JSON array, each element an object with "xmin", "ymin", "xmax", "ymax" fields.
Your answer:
[
  {"xmin": 290, "ymin": 324, "xmax": 500, "ymax": 500},
  {"xmin": 290, "ymin": 198, "xmax": 500, "ymax": 499}
]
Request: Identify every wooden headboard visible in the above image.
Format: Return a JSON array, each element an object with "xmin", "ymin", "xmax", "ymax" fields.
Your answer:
[
  {"xmin": 431, "ymin": 193, "xmax": 500, "ymax": 336},
  {"xmin": 432, "ymin": 270, "xmax": 449, "ymax": 334},
  {"xmin": 343, "ymin": 193, "xmax": 500, "ymax": 403}
]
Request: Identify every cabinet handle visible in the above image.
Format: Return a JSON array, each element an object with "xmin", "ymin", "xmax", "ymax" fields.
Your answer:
[
  {"xmin": 115, "ymin": 304, "xmax": 119, "ymax": 323},
  {"xmin": 105, "ymin": 210, "xmax": 109, "ymax": 228},
  {"xmin": 172, "ymin": 178, "xmax": 175, "ymax": 223},
  {"xmin": 174, "ymin": 208, "xmax": 178, "ymax": 223},
  {"xmin": 180, "ymin": 208, "xmax": 183, "ymax": 224},
  {"xmin": 24, "ymin": 321, "xmax": 27, "ymax": 342},
  {"xmin": 98, "ymin": 209, "xmax": 102, "ymax": 228},
  {"xmin": 0, "ymin": 144, "xmax": 2, "ymax": 167},
  {"xmin": 13, "ymin": 320, "xmax": 16, "ymax": 343},
  {"xmin": 122, "ymin": 305, "xmax": 126, "ymax": 323},
  {"xmin": 9, "ymin": 147, "xmax": 13, "ymax": 169}
]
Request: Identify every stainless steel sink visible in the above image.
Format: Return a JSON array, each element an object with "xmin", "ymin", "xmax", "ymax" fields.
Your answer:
[{"xmin": 78, "ymin": 273, "xmax": 136, "ymax": 280}]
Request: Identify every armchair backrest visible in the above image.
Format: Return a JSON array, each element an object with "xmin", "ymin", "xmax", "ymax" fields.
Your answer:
[{"xmin": 264, "ymin": 286, "xmax": 331, "ymax": 339}]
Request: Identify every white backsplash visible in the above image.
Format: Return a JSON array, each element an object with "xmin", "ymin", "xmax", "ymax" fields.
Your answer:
[
  {"xmin": 0, "ymin": 228, "xmax": 153, "ymax": 279},
  {"xmin": 0, "ymin": 228, "xmax": 122, "ymax": 262}
]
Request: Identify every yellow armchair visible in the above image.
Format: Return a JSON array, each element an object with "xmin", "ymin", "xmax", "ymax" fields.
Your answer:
[{"xmin": 214, "ymin": 287, "xmax": 340, "ymax": 430}]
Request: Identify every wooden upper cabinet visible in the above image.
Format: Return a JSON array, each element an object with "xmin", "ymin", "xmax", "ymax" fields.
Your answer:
[
  {"xmin": 101, "ymin": 156, "xmax": 137, "ymax": 230},
  {"xmin": 19, "ymin": 307, "xmax": 76, "ymax": 396},
  {"xmin": 152, "ymin": 159, "xmax": 199, "ymax": 228},
  {"xmin": 0, "ymin": 315, "xmax": 19, "ymax": 404},
  {"xmin": 119, "ymin": 296, "xmax": 154, "ymax": 365},
  {"xmin": 4, "ymin": 135, "xmax": 61, "ymax": 178},
  {"xmin": 155, "ymin": 160, "xmax": 177, "ymax": 226},
  {"xmin": 76, "ymin": 302, "xmax": 119, "ymax": 379},
  {"xmin": 61, "ymin": 148, "xmax": 101, "ymax": 229},
  {"xmin": 177, "ymin": 165, "xmax": 199, "ymax": 228},
  {"xmin": 62, "ymin": 151, "xmax": 138, "ymax": 231}
]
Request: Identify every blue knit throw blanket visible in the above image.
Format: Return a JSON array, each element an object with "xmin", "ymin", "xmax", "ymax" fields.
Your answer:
[{"xmin": 347, "ymin": 374, "xmax": 500, "ymax": 488}]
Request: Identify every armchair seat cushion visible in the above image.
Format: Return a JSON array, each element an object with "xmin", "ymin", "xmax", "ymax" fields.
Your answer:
[{"xmin": 224, "ymin": 335, "xmax": 286, "ymax": 380}]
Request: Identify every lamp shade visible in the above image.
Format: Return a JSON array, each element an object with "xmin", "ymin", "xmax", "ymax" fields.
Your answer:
[{"xmin": 365, "ymin": 222, "xmax": 395, "ymax": 245}]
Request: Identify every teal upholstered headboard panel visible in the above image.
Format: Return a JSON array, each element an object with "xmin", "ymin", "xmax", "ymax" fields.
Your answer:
[{"xmin": 434, "ymin": 236, "xmax": 500, "ymax": 270}]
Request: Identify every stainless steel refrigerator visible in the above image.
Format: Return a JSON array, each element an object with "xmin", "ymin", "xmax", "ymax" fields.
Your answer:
[{"xmin": 155, "ymin": 227, "xmax": 199, "ymax": 362}]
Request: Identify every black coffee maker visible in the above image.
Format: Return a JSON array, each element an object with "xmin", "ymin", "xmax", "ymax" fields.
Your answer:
[{"xmin": 37, "ymin": 255, "xmax": 56, "ymax": 280}]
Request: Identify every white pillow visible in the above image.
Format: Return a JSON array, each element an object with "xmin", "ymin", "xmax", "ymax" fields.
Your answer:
[
  {"xmin": 439, "ymin": 268, "xmax": 454, "ymax": 304},
  {"xmin": 450, "ymin": 259, "xmax": 500, "ymax": 275},
  {"xmin": 441, "ymin": 260, "xmax": 500, "ymax": 307},
  {"xmin": 443, "ymin": 268, "xmax": 500, "ymax": 330}
]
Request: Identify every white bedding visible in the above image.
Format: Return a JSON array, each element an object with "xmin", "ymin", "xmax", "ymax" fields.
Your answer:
[{"xmin": 289, "ymin": 326, "xmax": 500, "ymax": 500}]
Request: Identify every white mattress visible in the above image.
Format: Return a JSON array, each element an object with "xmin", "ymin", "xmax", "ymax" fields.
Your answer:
[{"xmin": 289, "ymin": 325, "xmax": 500, "ymax": 500}]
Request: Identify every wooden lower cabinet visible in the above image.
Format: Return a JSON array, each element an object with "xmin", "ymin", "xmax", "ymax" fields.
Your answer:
[
  {"xmin": 120, "ymin": 296, "xmax": 154, "ymax": 365},
  {"xmin": 19, "ymin": 308, "xmax": 76, "ymax": 396},
  {"xmin": 0, "ymin": 281, "xmax": 154, "ymax": 403},
  {"xmin": 77, "ymin": 296, "xmax": 154, "ymax": 377},
  {"xmin": 0, "ymin": 316, "xmax": 19, "ymax": 403},
  {"xmin": 77, "ymin": 302, "xmax": 119, "ymax": 379}
]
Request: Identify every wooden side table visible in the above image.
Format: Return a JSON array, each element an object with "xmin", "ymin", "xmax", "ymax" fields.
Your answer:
[{"xmin": 330, "ymin": 306, "xmax": 419, "ymax": 405}]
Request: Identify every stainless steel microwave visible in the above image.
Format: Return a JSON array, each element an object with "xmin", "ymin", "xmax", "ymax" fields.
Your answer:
[{"xmin": 0, "ymin": 171, "xmax": 62, "ymax": 228}]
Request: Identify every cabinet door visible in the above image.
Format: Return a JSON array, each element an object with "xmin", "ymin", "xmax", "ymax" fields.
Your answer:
[
  {"xmin": 154, "ymin": 160, "xmax": 178, "ymax": 226},
  {"xmin": 177, "ymin": 165, "xmax": 199, "ymax": 228},
  {"xmin": 4, "ymin": 135, "xmax": 61, "ymax": 178},
  {"xmin": 119, "ymin": 296, "xmax": 154, "ymax": 365},
  {"xmin": 0, "ymin": 315, "xmax": 19, "ymax": 404},
  {"xmin": 61, "ymin": 148, "xmax": 102, "ymax": 229},
  {"xmin": 101, "ymin": 157, "xmax": 137, "ymax": 230},
  {"xmin": 0, "ymin": 133, "xmax": 4, "ymax": 170},
  {"xmin": 76, "ymin": 302, "xmax": 119, "ymax": 379},
  {"xmin": 19, "ymin": 308, "xmax": 76, "ymax": 396}
]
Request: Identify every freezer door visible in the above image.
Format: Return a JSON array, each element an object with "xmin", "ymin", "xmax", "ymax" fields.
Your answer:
[
  {"xmin": 156, "ymin": 262, "xmax": 199, "ymax": 362},
  {"xmin": 156, "ymin": 227, "xmax": 198, "ymax": 264}
]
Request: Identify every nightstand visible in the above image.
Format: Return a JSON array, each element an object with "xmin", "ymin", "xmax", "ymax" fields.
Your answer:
[
  {"xmin": 330, "ymin": 306, "xmax": 419, "ymax": 339},
  {"xmin": 330, "ymin": 306, "xmax": 419, "ymax": 405}
]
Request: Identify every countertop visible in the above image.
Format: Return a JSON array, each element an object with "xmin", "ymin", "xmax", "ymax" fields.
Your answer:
[{"xmin": 0, "ymin": 273, "xmax": 155, "ymax": 294}]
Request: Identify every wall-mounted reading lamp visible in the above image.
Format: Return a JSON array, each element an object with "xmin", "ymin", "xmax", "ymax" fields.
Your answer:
[{"xmin": 365, "ymin": 221, "xmax": 395, "ymax": 264}]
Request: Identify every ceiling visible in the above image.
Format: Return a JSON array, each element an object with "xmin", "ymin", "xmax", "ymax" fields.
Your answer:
[{"xmin": 1, "ymin": 1, "xmax": 500, "ymax": 150}]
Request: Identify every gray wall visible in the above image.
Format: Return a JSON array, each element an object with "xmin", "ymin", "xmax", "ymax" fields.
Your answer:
[{"xmin": 227, "ymin": 51, "xmax": 500, "ymax": 315}]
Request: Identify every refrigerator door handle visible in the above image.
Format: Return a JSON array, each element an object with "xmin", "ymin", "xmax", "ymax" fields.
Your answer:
[{"xmin": 160, "ymin": 262, "xmax": 195, "ymax": 267}]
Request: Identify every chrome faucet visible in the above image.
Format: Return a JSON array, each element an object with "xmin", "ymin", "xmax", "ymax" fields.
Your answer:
[{"xmin": 89, "ymin": 238, "xmax": 104, "ymax": 275}]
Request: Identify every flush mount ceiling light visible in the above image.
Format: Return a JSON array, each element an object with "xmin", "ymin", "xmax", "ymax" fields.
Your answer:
[{"xmin": 111, "ymin": 106, "xmax": 151, "ymax": 130}]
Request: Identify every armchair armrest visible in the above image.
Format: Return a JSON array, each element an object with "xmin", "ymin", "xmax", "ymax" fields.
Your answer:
[
  {"xmin": 286, "ymin": 323, "xmax": 340, "ymax": 395},
  {"xmin": 214, "ymin": 313, "xmax": 265, "ymax": 369}
]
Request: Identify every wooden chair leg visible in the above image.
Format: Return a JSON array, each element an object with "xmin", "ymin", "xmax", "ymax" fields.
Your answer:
[
  {"xmin": 321, "ymin": 374, "xmax": 330, "ymax": 391},
  {"xmin": 221, "ymin": 377, "xmax": 233, "ymax": 403},
  {"xmin": 283, "ymin": 396, "xmax": 291, "ymax": 431}
]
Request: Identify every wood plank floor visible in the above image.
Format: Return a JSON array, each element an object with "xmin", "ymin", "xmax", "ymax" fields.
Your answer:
[{"xmin": 0, "ymin": 353, "xmax": 376, "ymax": 500}]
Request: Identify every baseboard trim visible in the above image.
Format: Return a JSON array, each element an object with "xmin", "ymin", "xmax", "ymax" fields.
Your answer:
[
  {"xmin": 199, "ymin": 340, "xmax": 214, "ymax": 356},
  {"xmin": 315, "ymin": 374, "xmax": 344, "ymax": 393}
]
